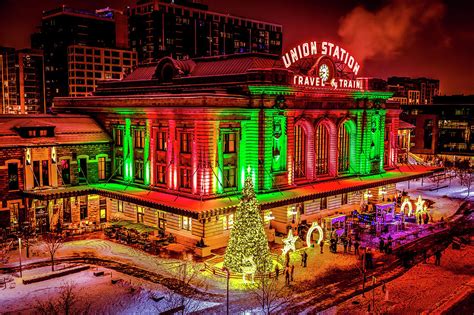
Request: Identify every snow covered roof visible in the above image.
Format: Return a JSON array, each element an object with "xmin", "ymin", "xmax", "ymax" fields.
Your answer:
[{"xmin": 0, "ymin": 114, "xmax": 111, "ymax": 148}]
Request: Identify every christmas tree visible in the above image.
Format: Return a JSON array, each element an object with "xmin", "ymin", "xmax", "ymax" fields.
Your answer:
[{"xmin": 224, "ymin": 176, "xmax": 272, "ymax": 273}]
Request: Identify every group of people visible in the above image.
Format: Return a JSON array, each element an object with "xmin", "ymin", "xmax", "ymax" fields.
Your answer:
[
  {"xmin": 274, "ymin": 253, "xmax": 296, "ymax": 286},
  {"xmin": 328, "ymin": 235, "xmax": 360, "ymax": 255}
]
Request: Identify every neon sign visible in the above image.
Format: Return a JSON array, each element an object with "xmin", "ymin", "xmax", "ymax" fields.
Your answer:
[{"xmin": 282, "ymin": 41, "xmax": 363, "ymax": 90}]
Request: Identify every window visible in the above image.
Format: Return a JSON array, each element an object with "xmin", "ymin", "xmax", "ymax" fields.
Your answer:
[
  {"xmin": 28, "ymin": 130, "xmax": 36, "ymax": 137},
  {"xmin": 157, "ymin": 131, "xmax": 167, "ymax": 151},
  {"xmin": 78, "ymin": 158, "xmax": 87, "ymax": 183},
  {"xmin": 117, "ymin": 201, "xmax": 124, "ymax": 213},
  {"xmin": 60, "ymin": 159, "xmax": 71, "ymax": 185},
  {"xmin": 98, "ymin": 157, "xmax": 106, "ymax": 180},
  {"xmin": 79, "ymin": 196, "xmax": 88, "ymax": 220},
  {"xmin": 180, "ymin": 132, "xmax": 191, "ymax": 153},
  {"xmin": 39, "ymin": 129, "xmax": 48, "ymax": 136},
  {"xmin": 180, "ymin": 216, "xmax": 192, "ymax": 231},
  {"xmin": 99, "ymin": 197, "xmax": 107, "ymax": 223},
  {"xmin": 320, "ymin": 197, "xmax": 327, "ymax": 210},
  {"xmin": 135, "ymin": 160, "xmax": 144, "ymax": 180},
  {"xmin": 33, "ymin": 161, "xmax": 40, "ymax": 187},
  {"xmin": 157, "ymin": 211, "xmax": 166, "ymax": 230},
  {"xmin": 41, "ymin": 160, "xmax": 49, "ymax": 186},
  {"xmin": 115, "ymin": 157, "xmax": 123, "ymax": 177},
  {"xmin": 115, "ymin": 128, "xmax": 123, "ymax": 146},
  {"xmin": 223, "ymin": 214, "xmax": 234, "ymax": 230},
  {"xmin": 223, "ymin": 133, "xmax": 236, "ymax": 153},
  {"xmin": 294, "ymin": 125, "xmax": 306, "ymax": 178},
  {"xmin": 341, "ymin": 193, "xmax": 348, "ymax": 205},
  {"xmin": 223, "ymin": 167, "xmax": 236, "ymax": 188},
  {"xmin": 156, "ymin": 164, "xmax": 167, "ymax": 184},
  {"xmin": 8, "ymin": 163, "xmax": 19, "ymax": 190},
  {"xmin": 137, "ymin": 206, "xmax": 145, "ymax": 223},
  {"xmin": 134, "ymin": 129, "xmax": 145, "ymax": 149},
  {"xmin": 315, "ymin": 124, "xmax": 329, "ymax": 176},
  {"xmin": 180, "ymin": 168, "xmax": 191, "ymax": 188},
  {"xmin": 338, "ymin": 124, "xmax": 350, "ymax": 173},
  {"xmin": 63, "ymin": 198, "xmax": 72, "ymax": 223}
]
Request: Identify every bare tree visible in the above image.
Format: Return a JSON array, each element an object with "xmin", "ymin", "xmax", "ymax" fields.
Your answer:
[
  {"xmin": 42, "ymin": 232, "xmax": 64, "ymax": 272},
  {"xmin": 0, "ymin": 240, "xmax": 12, "ymax": 264},
  {"xmin": 456, "ymin": 161, "xmax": 473, "ymax": 198},
  {"xmin": 157, "ymin": 262, "xmax": 209, "ymax": 314},
  {"xmin": 251, "ymin": 269, "xmax": 290, "ymax": 314},
  {"xmin": 35, "ymin": 281, "xmax": 91, "ymax": 315}
]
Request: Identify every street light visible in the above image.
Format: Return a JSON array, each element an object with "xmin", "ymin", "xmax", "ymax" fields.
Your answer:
[{"xmin": 222, "ymin": 267, "xmax": 230, "ymax": 315}]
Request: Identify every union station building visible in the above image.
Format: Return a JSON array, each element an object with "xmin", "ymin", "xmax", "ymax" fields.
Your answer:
[{"xmin": 0, "ymin": 43, "xmax": 440, "ymax": 250}]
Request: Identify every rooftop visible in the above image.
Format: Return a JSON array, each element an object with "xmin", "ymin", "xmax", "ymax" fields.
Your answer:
[{"xmin": 0, "ymin": 114, "xmax": 111, "ymax": 148}]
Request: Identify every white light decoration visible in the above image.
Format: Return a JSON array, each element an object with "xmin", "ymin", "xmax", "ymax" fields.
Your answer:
[
  {"xmin": 401, "ymin": 198, "xmax": 413, "ymax": 216},
  {"xmin": 281, "ymin": 229, "xmax": 298, "ymax": 256},
  {"xmin": 51, "ymin": 147, "xmax": 57, "ymax": 164},
  {"xmin": 241, "ymin": 256, "xmax": 256, "ymax": 284},
  {"xmin": 26, "ymin": 148, "xmax": 31, "ymax": 165},
  {"xmin": 265, "ymin": 211, "xmax": 275, "ymax": 221},
  {"xmin": 306, "ymin": 221, "xmax": 324, "ymax": 247},
  {"xmin": 364, "ymin": 190, "xmax": 373, "ymax": 198},
  {"xmin": 415, "ymin": 195, "xmax": 425, "ymax": 215}
]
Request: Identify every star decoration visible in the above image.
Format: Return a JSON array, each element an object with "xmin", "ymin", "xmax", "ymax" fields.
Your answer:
[
  {"xmin": 415, "ymin": 195, "xmax": 425, "ymax": 214},
  {"xmin": 282, "ymin": 229, "xmax": 298, "ymax": 256}
]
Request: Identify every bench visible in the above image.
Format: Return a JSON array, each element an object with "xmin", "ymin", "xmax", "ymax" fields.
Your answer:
[{"xmin": 93, "ymin": 271, "xmax": 105, "ymax": 277}]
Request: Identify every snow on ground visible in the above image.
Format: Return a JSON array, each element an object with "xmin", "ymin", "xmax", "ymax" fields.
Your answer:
[
  {"xmin": 0, "ymin": 266, "xmax": 219, "ymax": 314},
  {"xmin": 397, "ymin": 176, "xmax": 469, "ymax": 220},
  {"xmin": 335, "ymin": 243, "xmax": 474, "ymax": 314}
]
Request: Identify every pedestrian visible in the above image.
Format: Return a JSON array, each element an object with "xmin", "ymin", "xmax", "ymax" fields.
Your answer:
[
  {"xmin": 300, "ymin": 252, "xmax": 304, "ymax": 266},
  {"xmin": 285, "ymin": 267, "xmax": 290, "ymax": 286},
  {"xmin": 290, "ymin": 264, "xmax": 295, "ymax": 282},
  {"xmin": 320, "ymin": 240, "xmax": 324, "ymax": 254},
  {"xmin": 343, "ymin": 238, "xmax": 348, "ymax": 254},
  {"xmin": 348, "ymin": 237, "xmax": 352, "ymax": 253},
  {"xmin": 275, "ymin": 264, "xmax": 280, "ymax": 280},
  {"xmin": 418, "ymin": 215, "xmax": 422, "ymax": 225},
  {"xmin": 379, "ymin": 238, "xmax": 385, "ymax": 253},
  {"xmin": 354, "ymin": 240, "xmax": 360, "ymax": 255},
  {"xmin": 386, "ymin": 237, "xmax": 393, "ymax": 254},
  {"xmin": 435, "ymin": 250, "xmax": 442, "ymax": 266},
  {"xmin": 424, "ymin": 213, "xmax": 429, "ymax": 225},
  {"xmin": 303, "ymin": 250, "xmax": 308, "ymax": 267},
  {"xmin": 285, "ymin": 251, "xmax": 290, "ymax": 267}
]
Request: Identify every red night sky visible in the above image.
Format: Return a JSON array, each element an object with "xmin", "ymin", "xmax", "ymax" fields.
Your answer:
[{"xmin": 0, "ymin": 0, "xmax": 473, "ymax": 95}]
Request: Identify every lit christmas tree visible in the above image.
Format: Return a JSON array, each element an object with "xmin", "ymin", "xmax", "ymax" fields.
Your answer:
[{"xmin": 224, "ymin": 176, "xmax": 272, "ymax": 273}]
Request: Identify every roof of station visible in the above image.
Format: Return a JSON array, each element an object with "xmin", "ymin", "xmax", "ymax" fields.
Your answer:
[
  {"xmin": 24, "ymin": 165, "xmax": 441, "ymax": 219},
  {"xmin": 0, "ymin": 114, "xmax": 111, "ymax": 148},
  {"xmin": 122, "ymin": 54, "xmax": 283, "ymax": 82}
]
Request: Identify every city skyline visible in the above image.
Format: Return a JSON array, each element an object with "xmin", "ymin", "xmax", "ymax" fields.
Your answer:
[{"xmin": 0, "ymin": 0, "xmax": 473, "ymax": 95}]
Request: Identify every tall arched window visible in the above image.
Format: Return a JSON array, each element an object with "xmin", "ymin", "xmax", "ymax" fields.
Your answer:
[
  {"xmin": 315, "ymin": 124, "xmax": 329, "ymax": 176},
  {"xmin": 294, "ymin": 125, "xmax": 306, "ymax": 178},
  {"xmin": 338, "ymin": 124, "xmax": 350, "ymax": 173}
]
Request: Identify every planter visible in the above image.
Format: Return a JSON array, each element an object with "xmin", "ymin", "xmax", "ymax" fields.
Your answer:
[{"xmin": 194, "ymin": 246, "xmax": 212, "ymax": 258}]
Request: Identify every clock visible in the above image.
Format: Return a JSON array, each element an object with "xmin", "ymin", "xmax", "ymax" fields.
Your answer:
[{"xmin": 319, "ymin": 64, "xmax": 330, "ymax": 81}]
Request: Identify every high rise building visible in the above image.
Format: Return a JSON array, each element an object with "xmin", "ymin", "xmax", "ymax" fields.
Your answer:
[
  {"xmin": 68, "ymin": 45, "xmax": 138, "ymax": 97},
  {"xmin": 0, "ymin": 47, "xmax": 18, "ymax": 114},
  {"xmin": 32, "ymin": 6, "xmax": 129, "ymax": 104},
  {"xmin": 16, "ymin": 49, "xmax": 46, "ymax": 114},
  {"xmin": 127, "ymin": 0, "xmax": 283, "ymax": 63},
  {"xmin": 387, "ymin": 77, "xmax": 440, "ymax": 105}
]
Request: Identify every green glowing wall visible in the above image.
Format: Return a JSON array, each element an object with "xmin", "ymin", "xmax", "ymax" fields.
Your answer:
[{"xmin": 123, "ymin": 118, "xmax": 133, "ymax": 181}]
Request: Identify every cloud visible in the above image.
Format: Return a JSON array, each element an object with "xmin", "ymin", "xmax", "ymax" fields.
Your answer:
[{"xmin": 338, "ymin": 0, "xmax": 445, "ymax": 63}]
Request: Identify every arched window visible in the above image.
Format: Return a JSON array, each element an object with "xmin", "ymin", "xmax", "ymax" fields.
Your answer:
[
  {"xmin": 338, "ymin": 124, "xmax": 350, "ymax": 173},
  {"xmin": 315, "ymin": 124, "xmax": 329, "ymax": 176},
  {"xmin": 294, "ymin": 125, "xmax": 306, "ymax": 178}
]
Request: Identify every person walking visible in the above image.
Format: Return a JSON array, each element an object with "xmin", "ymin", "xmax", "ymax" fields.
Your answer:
[
  {"xmin": 285, "ymin": 266, "xmax": 290, "ymax": 286},
  {"xmin": 379, "ymin": 238, "xmax": 385, "ymax": 253},
  {"xmin": 348, "ymin": 237, "xmax": 353, "ymax": 253},
  {"xmin": 343, "ymin": 238, "xmax": 348, "ymax": 254},
  {"xmin": 304, "ymin": 250, "xmax": 308, "ymax": 267},
  {"xmin": 320, "ymin": 240, "xmax": 324, "ymax": 254},
  {"xmin": 290, "ymin": 264, "xmax": 295, "ymax": 282},
  {"xmin": 354, "ymin": 240, "xmax": 360, "ymax": 255},
  {"xmin": 435, "ymin": 250, "xmax": 442, "ymax": 266},
  {"xmin": 275, "ymin": 264, "xmax": 280, "ymax": 280}
]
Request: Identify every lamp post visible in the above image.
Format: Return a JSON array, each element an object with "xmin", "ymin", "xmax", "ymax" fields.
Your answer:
[
  {"xmin": 18, "ymin": 237, "xmax": 22, "ymax": 278},
  {"xmin": 222, "ymin": 267, "xmax": 230, "ymax": 315}
]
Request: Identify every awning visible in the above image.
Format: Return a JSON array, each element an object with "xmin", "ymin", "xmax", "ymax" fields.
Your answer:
[{"xmin": 23, "ymin": 165, "xmax": 442, "ymax": 220}]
